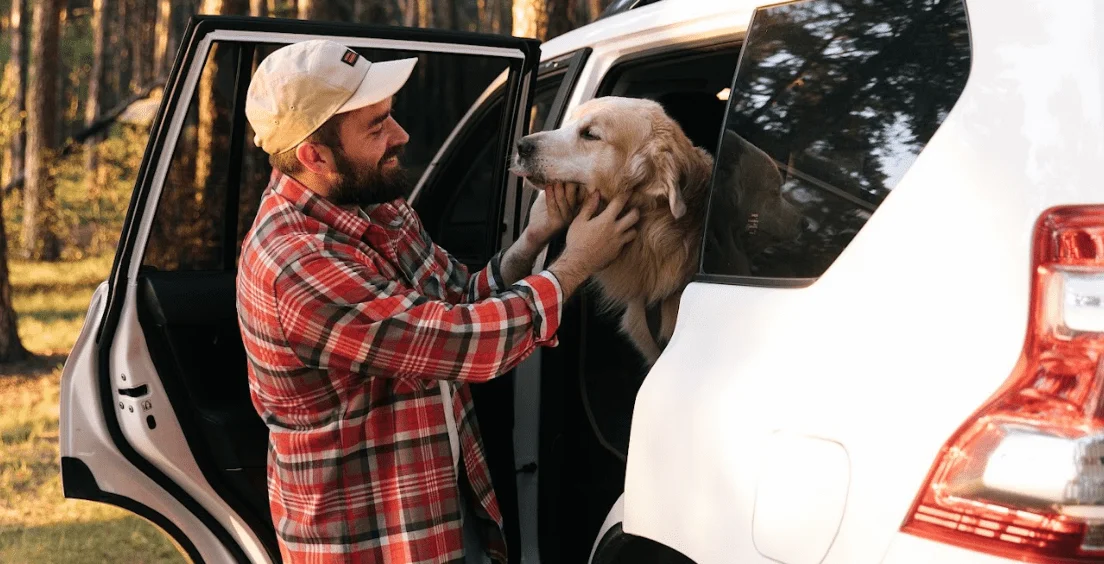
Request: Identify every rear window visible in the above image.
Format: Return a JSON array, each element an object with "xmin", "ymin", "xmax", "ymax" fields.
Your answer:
[{"xmin": 700, "ymin": 0, "xmax": 971, "ymax": 280}]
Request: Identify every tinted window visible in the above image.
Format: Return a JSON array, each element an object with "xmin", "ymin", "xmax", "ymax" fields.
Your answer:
[
  {"xmin": 701, "ymin": 0, "xmax": 970, "ymax": 279},
  {"xmin": 434, "ymin": 73, "xmax": 566, "ymax": 267}
]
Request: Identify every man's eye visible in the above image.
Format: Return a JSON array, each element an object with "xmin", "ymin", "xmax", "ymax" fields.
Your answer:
[{"xmin": 580, "ymin": 128, "xmax": 600, "ymax": 141}]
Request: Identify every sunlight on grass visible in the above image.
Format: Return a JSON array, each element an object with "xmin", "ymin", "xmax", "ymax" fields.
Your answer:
[
  {"xmin": 8, "ymin": 256, "xmax": 112, "ymax": 355},
  {"xmin": 0, "ymin": 255, "xmax": 189, "ymax": 563}
]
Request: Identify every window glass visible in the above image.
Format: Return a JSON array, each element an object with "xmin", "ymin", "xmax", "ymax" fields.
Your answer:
[
  {"xmin": 438, "ymin": 73, "xmax": 567, "ymax": 265},
  {"xmin": 701, "ymin": 0, "xmax": 971, "ymax": 279},
  {"xmin": 143, "ymin": 42, "xmax": 239, "ymax": 271}
]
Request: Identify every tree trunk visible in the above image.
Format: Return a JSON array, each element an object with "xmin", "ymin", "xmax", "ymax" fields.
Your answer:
[
  {"xmin": 3, "ymin": 0, "xmax": 26, "ymax": 191},
  {"xmin": 545, "ymin": 0, "xmax": 573, "ymax": 39},
  {"xmin": 417, "ymin": 0, "xmax": 431, "ymax": 27},
  {"xmin": 22, "ymin": 0, "xmax": 61, "ymax": 261},
  {"xmin": 0, "ymin": 0, "xmax": 29, "ymax": 362},
  {"xmin": 109, "ymin": 0, "xmax": 127, "ymax": 103},
  {"xmin": 84, "ymin": 0, "xmax": 109, "ymax": 185},
  {"xmin": 154, "ymin": 0, "xmax": 172, "ymax": 79},
  {"xmin": 587, "ymin": 0, "xmax": 602, "ymax": 22},
  {"xmin": 512, "ymin": 0, "xmax": 545, "ymax": 39},
  {"xmin": 299, "ymin": 0, "xmax": 349, "ymax": 20},
  {"xmin": 196, "ymin": 0, "xmax": 248, "ymax": 203},
  {"xmin": 402, "ymin": 0, "xmax": 416, "ymax": 27},
  {"xmin": 0, "ymin": 210, "xmax": 28, "ymax": 361},
  {"xmin": 129, "ymin": 0, "xmax": 143, "ymax": 92},
  {"xmin": 353, "ymin": 0, "xmax": 386, "ymax": 23},
  {"xmin": 250, "ymin": 0, "xmax": 267, "ymax": 17},
  {"xmin": 166, "ymin": 0, "xmax": 192, "ymax": 76}
]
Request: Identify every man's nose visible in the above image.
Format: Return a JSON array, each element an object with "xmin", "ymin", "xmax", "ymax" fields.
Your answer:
[{"xmin": 516, "ymin": 137, "xmax": 536, "ymax": 159}]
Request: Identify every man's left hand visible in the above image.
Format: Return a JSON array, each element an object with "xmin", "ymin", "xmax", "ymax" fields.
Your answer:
[{"xmin": 525, "ymin": 182, "xmax": 581, "ymax": 246}]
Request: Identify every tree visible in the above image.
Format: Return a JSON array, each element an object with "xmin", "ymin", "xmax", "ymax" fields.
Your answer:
[
  {"xmin": 587, "ymin": 0, "xmax": 602, "ymax": 21},
  {"xmin": 21, "ymin": 0, "xmax": 62, "ymax": 261},
  {"xmin": 0, "ymin": 0, "xmax": 30, "ymax": 363},
  {"xmin": 195, "ymin": 0, "xmax": 248, "ymax": 203},
  {"xmin": 353, "ymin": 0, "xmax": 387, "ymax": 24},
  {"xmin": 3, "ymin": 0, "xmax": 26, "ymax": 191},
  {"xmin": 298, "ymin": 0, "xmax": 350, "ymax": 21},
  {"xmin": 511, "ymin": 0, "xmax": 545, "ymax": 39},
  {"xmin": 154, "ymin": 0, "xmax": 173, "ymax": 80},
  {"xmin": 84, "ymin": 0, "xmax": 110, "ymax": 185},
  {"xmin": 545, "ymin": 0, "xmax": 573, "ymax": 39}
]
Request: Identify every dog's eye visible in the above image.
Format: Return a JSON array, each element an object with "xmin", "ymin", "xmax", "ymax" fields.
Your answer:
[{"xmin": 580, "ymin": 128, "xmax": 600, "ymax": 141}]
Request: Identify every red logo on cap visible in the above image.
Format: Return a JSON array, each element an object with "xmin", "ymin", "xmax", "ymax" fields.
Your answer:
[{"xmin": 341, "ymin": 49, "xmax": 359, "ymax": 66}]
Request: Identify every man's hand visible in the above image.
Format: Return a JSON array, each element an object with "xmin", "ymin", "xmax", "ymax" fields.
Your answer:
[
  {"xmin": 547, "ymin": 191, "xmax": 639, "ymax": 298},
  {"xmin": 524, "ymin": 182, "xmax": 581, "ymax": 247},
  {"xmin": 497, "ymin": 183, "xmax": 582, "ymax": 286}
]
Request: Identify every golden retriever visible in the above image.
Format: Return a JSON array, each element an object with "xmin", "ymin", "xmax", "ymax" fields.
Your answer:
[{"xmin": 512, "ymin": 96, "xmax": 802, "ymax": 364}]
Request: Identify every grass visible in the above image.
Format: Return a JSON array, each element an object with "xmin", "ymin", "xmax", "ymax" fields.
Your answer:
[{"xmin": 0, "ymin": 255, "xmax": 189, "ymax": 564}]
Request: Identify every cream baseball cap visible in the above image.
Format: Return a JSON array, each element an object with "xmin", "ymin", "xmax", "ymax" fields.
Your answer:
[{"xmin": 245, "ymin": 39, "xmax": 417, "ymax": 155}]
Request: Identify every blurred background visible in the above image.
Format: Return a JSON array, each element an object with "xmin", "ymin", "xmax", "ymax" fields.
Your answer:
[{"xmin": 0, "ymin": 0, "xmax": 614, "ymax": 561}]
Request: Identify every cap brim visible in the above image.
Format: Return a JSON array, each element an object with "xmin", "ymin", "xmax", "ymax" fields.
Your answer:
[{"xmin": 336, "ymin": 57, "xmax": 418, "ymax": 114}]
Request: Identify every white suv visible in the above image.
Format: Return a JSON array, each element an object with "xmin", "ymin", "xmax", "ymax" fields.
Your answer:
[{"xmin": 58, "ymin": 0, "xmax": 1104, "ymax": 563}]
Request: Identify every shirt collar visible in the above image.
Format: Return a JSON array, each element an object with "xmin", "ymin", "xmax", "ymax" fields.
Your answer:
[{"xmin": 269, "ymin": 169, "xmax": 405, "ymax": 241}]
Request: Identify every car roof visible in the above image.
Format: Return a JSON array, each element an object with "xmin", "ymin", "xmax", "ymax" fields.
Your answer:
[{"xmin": 539, "ymin": 0, "xmax": 760, "ymax": 61}]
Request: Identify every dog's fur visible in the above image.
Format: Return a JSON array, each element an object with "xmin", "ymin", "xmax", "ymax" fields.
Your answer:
[{"xmin": 512, "ymin": 96, "xmax": 801, "ymax": 364}]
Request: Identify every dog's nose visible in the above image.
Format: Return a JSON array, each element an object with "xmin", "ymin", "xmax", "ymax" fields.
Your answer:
[{"xmin": 516, "ymin": 137, "xmax": 536, "ymax": 159}]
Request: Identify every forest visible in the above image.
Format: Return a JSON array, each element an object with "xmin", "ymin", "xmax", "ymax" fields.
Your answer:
[
  {"xmin": 0, "ymin": 0, "xmax": 614, "ymax": 361},
  {"xmin": 0, "ymin": 2, "xmax": 611, "ymax": 560}
]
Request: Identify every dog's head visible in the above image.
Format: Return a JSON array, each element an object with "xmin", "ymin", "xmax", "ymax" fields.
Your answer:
[{"xmin": 510, "ymin": 96, "xmax": 701, "ymax": 219}]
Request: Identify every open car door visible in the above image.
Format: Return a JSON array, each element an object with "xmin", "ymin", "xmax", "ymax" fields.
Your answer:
[{"xmin": 59, "ymin": 16, "xmax": 540, "ymax": 563}]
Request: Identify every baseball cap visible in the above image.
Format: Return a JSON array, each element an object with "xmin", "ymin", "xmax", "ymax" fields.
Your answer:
[{"xmin": 245, "ymin": 39, "xmax": 417, "ymax": 155}]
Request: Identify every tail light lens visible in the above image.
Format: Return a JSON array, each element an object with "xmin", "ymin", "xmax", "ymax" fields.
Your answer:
[{"xmin": 901, "ymin": 206, "xmax": 1104, "ymax": 562}]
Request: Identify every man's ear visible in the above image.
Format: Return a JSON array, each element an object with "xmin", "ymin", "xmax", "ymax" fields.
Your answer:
[{"xmin": 295, "ymin": 142, "xmax": 333, "ymax": 176}]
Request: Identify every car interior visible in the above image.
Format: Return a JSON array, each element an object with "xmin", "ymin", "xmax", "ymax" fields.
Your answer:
[
  {"xmin": 130, "ymin": 37, "xmax": 740, "ymax": 564},
  {"xmin": 535, "ymin": 43, "xmax": 739, "ymax": 563}
]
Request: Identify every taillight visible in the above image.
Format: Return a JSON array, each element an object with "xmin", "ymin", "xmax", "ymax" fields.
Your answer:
[{"xmin": 901, "ymin": 206, "xmax": 1104, "ymax": 563}]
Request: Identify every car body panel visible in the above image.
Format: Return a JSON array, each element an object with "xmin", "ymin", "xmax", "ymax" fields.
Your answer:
[{"xmin": 620, "ymin": 0, "xmax": 1103, "ymax": 563}]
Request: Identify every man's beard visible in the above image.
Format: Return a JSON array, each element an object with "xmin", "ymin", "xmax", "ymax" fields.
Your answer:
[{"xmin": 328, "ymin": 145, "xmax": 411, "ymax": 208}]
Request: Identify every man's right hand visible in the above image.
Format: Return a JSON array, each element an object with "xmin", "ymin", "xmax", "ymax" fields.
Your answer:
[{"xmin": 548, "ymin": 191, "xmax": 639, "ymax": 297}]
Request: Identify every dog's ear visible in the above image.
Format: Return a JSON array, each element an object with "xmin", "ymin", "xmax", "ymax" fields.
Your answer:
[
  {"xmin": 653, "ymin": 143, "xmax": 688, "ymax": 219},
  {"xmin": 635, "ymin": 129, "xmax": 690, "ymax": 219}
]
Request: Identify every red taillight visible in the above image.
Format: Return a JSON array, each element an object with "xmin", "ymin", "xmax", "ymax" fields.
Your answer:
[{"xmin": 902, "ymin": 206, "xmax": 1104, "ymax": 563}]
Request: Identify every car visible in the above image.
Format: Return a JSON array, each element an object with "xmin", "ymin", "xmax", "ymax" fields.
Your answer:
[{"xmin": 58, "ymin": 0, "xmax": 1104, "ymax": 562}]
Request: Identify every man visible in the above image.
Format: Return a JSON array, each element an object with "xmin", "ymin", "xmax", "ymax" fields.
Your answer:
[{"xmin": 236, "ymin": 39, "xmax": 639, "ymax": 563}]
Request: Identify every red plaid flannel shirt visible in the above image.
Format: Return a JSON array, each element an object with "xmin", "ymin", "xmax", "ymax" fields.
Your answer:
[{"xmin": 236, "ymin": 171, "xmax": 563, "ymax": 563}]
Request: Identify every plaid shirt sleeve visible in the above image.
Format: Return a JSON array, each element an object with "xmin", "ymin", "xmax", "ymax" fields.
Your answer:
[
  {"xmin": 273, "ymin": 249, "xmax": 562, "ymax": 383},
  {"xmin": 411, "ymin": 205, "xmax": 508, "ymax": 305}
]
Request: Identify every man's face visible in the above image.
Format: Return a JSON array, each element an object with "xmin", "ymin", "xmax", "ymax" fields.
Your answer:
[{"xmin": 326, "ymin": 98, "xmax": 412, "ymax": 208}]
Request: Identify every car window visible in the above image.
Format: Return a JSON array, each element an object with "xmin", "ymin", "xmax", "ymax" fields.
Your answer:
[
  {"xmin": 430, "ymin": 73, "xmax": 568, "ymax": 267},
  {"xmin": 700, "ymin": 0, "xmax": 971, "ymax": 280},
  {"xmin": 142, "ymin": 40, "xmax": 514, "ymax": 272},
  {"xmin": 143, "ymin": 42, "xmax": 240, "ymax": 272}
]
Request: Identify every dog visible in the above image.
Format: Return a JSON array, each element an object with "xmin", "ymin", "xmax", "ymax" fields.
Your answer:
[{"xmin": 511, "ymin": 96, "xmax": 802, "ymax": 365}]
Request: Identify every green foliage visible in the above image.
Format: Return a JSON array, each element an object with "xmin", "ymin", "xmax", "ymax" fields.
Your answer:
[{"xmin": 4, "ymin": 122, "xmax": 144, "ymax": 261}]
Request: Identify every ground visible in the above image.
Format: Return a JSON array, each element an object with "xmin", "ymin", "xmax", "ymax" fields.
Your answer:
[{"xmin": 0, "ymin": 256, "xmax": 189, "ymax": 563}]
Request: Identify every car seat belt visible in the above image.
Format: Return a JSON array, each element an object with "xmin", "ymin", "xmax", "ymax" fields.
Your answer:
[
  {"xmin": 645, "ymin": 301, "xmax": 668, "ymax": 350},
  {"xmin": 439, "ymin": 381, "xmax": 461, "ymax": 477}
]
